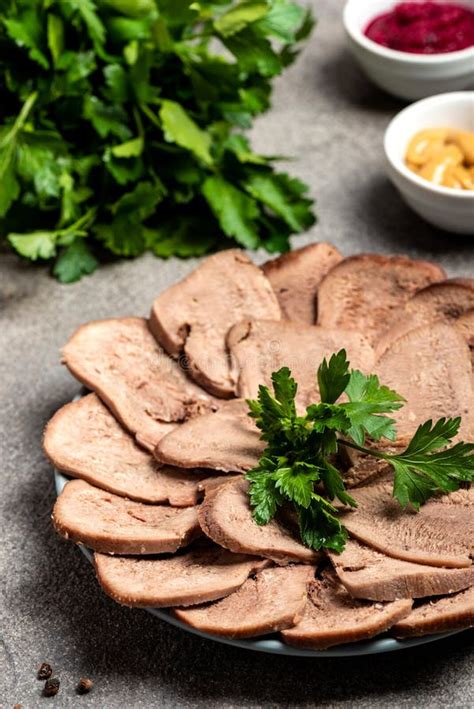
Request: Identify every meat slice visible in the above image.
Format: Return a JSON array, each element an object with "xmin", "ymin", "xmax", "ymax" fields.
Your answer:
[
  {"xmin": 94, "ymin": 543, "xmax": 268, "ymax": 608},
  {"xmin": 155, "ymin": 399, "xmax": 264, "ymax": 473},
  {"xmin": 329, "ymin": 539, "xmax": 474, "ymax": 601},
  {"xmin": 317, "ymin": 254, "xmax": 445, "ymax": 344},
  {"xmin": 173, "ymin": 565, "xmax": 314, "ymax": 638},
  {"xmin": 374, "ymin": 322, "xmax": 473, "ymax": 438},
  {"xmin": 392, "ymin": 586, "xmax": 474, "ymax": 637},
  {"xmin": 338, "ymin": 483, "xmax": 474, "ymax": 569},
  {"xmin": 149, "ymin": 250, "xmax": 281, "ymax": 398},
  {"xmin": 281, "ymin": 569, "xmax": 412, "ymax": 649},
  {"xmin": 228, "ymin": 320, "xmax": 374, "ymax": 407},
  {"xmin": 455, "ymin": 309, "xmax": 474, "ymax": 365},
  {"xmin": 52, "ymin": 480, "xmax": 201, "ymax": 554},
  {"xmin": 44, "ymin": 394, "xmax": 220, "ymax": 506},
  {"xmin": 198, "ymin": 478, "xmax": 320, "ymax": 564},
  {"xmin": 376, "ymin": 278, "xmax": 474, "ymax": 355},
  {"xmin": 62, "ymin": 318, "xmax": 218, "ymax": 451},
  {"xmin": 340, "ymin": 437, "xmax": 410, "ymax": 489},
  {"xmin": 262, "ymin": 243, "xmax": 343, "ymax": 324}
]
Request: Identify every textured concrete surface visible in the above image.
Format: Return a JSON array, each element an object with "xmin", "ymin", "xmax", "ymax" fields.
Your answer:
[{"xmin": 1, "ymin": 1, "xmax": 473, "ymax": 707}]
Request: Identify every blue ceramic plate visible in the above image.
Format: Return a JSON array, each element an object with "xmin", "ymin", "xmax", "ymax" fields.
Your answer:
[{"xmin": 53, "ymin": 468, "xmax": 464, "ymax": 657}]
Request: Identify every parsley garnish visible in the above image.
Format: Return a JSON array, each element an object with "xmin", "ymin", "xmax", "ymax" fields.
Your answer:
[
  {"xmin": 246, "ymin": 350, "xmax": 474, "ymax": 552},
  {"xmin": 0, "ymin": 0, "xmax": 315, "ymax": 281}
]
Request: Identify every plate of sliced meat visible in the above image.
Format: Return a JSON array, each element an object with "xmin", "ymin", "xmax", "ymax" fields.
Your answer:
[{"xmin": 45, "ymin": 246, "xmax": 474, "ymax": 657}]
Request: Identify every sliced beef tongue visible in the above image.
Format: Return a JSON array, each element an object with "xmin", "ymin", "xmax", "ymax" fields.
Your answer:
[
  {"xmin": 262, "ymin": 243, "xmax": 342, "ymax": 325},
  {"xmin": 374, "ymin": 322, "xmax": 473, "ymax": 438},
  {"xmin": 376, "ymin": 278, "xmax": 474, "ymax": 356},
  {"xmin": 329, "ymin": 539, "xmax": 474, "ymax": 602},
  {"xmin": 155, "ymin": 399, "xmax": 264, "ymax": 473},
  {"xmin": 281, "ymin": 569, "xmax": 412, "ymax": 649},
  {"xmin": 44, "ymin": 394, "xmax": 222, "ymax": 506},
  {"xmin": 317, "ymin": 254, "xmax": 445, "ymax": 344},
  {"xmin": 173, "ymin": 565, "xmax": 314, "ymax": 638},
  {"xmin": 52, "ymin": 480, "xmax": 201, "ymax": 554},
  {"xmin": 198, "ymin": 478, "xmax": 321, "ymax": 564},
  {"xmin": 392, "ymin": 585, "xmax": 474, "ymax": 638},
  {"xmin": 455, "ymin": 309, "xmax": 474, "ymax": 365},
  {"xmin": 62, "ymin": 318, "xmax": 219, "ymax": 451},
  {"xmin": 94, "ymin": 543, "xmax": 269, "ymax": 608},
  {"xmin": 228, "ymin": 319, "xmax": 374, "ymax": 407},
  {"xmin": 338, "ymin": 483, "xmax": 474, "ymax": 569},
  {"xmin": 149, "ymin": 249, "xmax": 281, "ymax": 398},
  {"xmin": 340, "ymin": 437, "xmax": 410, "ymax": 489}
]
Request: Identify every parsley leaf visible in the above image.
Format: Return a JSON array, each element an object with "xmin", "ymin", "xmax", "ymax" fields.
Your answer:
[
  {"xmin": 53, "ymin": 239, "xmax": 98, "ymax": 283},
  {"xmin": 341, "ymin": 370, "xmax": 405, "ymax": 445},
  {"xmin": 386, "ymin": 418, "xmax": 474, "ymax": 509},
  {"xmin": 317, "ymin": 349, "xmax": 350, "ymax": 404}
]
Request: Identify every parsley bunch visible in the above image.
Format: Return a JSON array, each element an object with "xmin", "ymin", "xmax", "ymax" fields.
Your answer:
[
  {"xmin": 247, "ymin": 351, "xmax": 474, "ymax": 552},
  {"xmin": 0, "ymin": 0, "xmax": 315, "ymax": 282}
]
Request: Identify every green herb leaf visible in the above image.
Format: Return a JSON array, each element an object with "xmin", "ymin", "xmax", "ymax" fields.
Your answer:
[
  {"xmin": 243, "ymin": 170, "xmax": 315, "ymax": 232},
  {"xmin": 202, "ymin": 175, "xmax": 260, "ymax": 248},
  {"xmin": 159, "ymin": 100, "xmax": 213, "ymax": 166},
  {"xmin": 215, "ymin": 2, "xmax": 268, "ymax": 37},
  {"xmin": 387, "ymin": 418, "xmax": 474, "ymax": 509},
  {"xmin": 8, "ymin": 231, "xmax": 58, "ymax": 260},
  {"xmin": 53, "ymin": 239, "xmax": 98, "ymax": 283},
  {"xmin": 298, "ymin": 497, "xmax": 348, "ymax": 552},
  {"xmin": 253, "ymin": 1, "xmax": 306, "ymax": 42},
  {"xmin": 246, "ymin": 469, "xmax": 283, "ymax": 525},
  {"xmin": 317, "ymin": 349, "xmax": 350, "ymax": 404},
  {"xmin": 341, "ymin": 370, "xmax": 405, "ymax": 445}
]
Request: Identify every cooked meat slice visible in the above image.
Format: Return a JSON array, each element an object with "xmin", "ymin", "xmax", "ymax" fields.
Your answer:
[
  {"xmin": 392, "ymin": 586, "xmax": 474, "ymax": 637},
  {"xmin": 374, "ymin": 322, "xmax": 472, "ymax": 438},
  {"xmin": 149, "ymin": 250, "xmax": 280, "ymax": 397},
  {"xmin": 281, "ymin": 569, "xmax": 412, "ymax": 649},
  {"xmin": 262, "ymin": 243, "xmax": 343, "ymax": 324},
  {"xmin": 173, "ymin": 566, "xmax": 314, "ymax": 638},
  {"xmin": 317, "ymin": 254, "xmax": 445, "ymax": 344},
  {"xmin": 44, "ymin": 394, "xmax": 220, "ymax": 506},
  {"xmin": 62, "ymin": 318, "xmax": 218, "ymax": 451},
  {"xmin": 455, "ymin": 308, "xmax": 474, "ymax": 365},
  {"xmin": 198, "ymin": 478, "xmax": 321, "ymax": 564},
  {"xmin": 52, "ymin": 480, "xmax": 201, "ymax": 554},
  {"xmin": 155, "ymin": 399, "xmax": 264, "ymax": 473},
  {"xmin": 376, "ymin": 279, "xmax": 474, "ymax": 355},
  {"xmin": 338, "ymin": 483, "xmax": 474, "ymax": 568},
  {"xmin": 94, "ymin": 543, "xmax": 268, "ymax": 607},
  {"xmin": 228, "ymin": 319, "xmax": 374, "ymax": 406},
  {"xmin": 339, "ymin": 437, "xmax": 410, "ymax": 489},
  {"xmin": 329, "ymin": 539, "xmax": 474, "ymax": 601}
]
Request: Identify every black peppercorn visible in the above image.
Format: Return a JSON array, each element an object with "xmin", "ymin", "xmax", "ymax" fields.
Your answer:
[
  {"xmin": 37, "ymin": 663, "xmax": 52, "ymax": 680},
  {"xmin": 77, "ymin": 677, "xmax": 94, "ymax": 694},
  {"xmin": 43, "ymin": 678, "xmax": 60, "ymax": 697}
]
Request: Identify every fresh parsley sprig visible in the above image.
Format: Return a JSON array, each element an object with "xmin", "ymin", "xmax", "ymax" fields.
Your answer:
[{"xmin": 246, "ymin": 350, "xmax": 474, "ymax": 552}]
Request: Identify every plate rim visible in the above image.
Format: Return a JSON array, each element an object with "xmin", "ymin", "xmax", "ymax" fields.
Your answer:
[{"xmin": 53, "ymin": 466, "xmax": 464, "ymax": 658}]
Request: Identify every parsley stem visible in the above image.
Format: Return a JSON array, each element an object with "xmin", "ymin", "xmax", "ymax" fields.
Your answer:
[{"xmin": 337, "ymin": 438, "xmax": 392, "ymax": 460}]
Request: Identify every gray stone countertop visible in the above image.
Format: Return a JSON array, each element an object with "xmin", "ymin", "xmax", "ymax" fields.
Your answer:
[{"xmin": 1, "ymin": 1, "xmax": 473, "ymax": 706}]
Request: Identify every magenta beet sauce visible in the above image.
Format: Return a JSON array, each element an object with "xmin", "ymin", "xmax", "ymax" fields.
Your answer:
[{"xmin": 364, "ymin": 2, "xmax": 474, "ymax": 54}]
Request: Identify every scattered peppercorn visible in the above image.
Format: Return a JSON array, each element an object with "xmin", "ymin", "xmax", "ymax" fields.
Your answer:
[
  {"xmin": 77, "ymin": 677, "xmax": 94, "ymax": 695},
  {"xmin": 43, "ymin": 678, "xmax": 60, "ymax": 697},
  {"xmin": 37, "ymin": 663, "xmax": 52, "ymax": 680}
]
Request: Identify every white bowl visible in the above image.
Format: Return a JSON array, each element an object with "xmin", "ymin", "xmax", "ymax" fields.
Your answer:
[
  {"xmin": 343, "ymin": 0, "xmax": 474, "ymax": 100},
  {"xmin": 384, "ymin": 92, "xmax": 474, "ymax": 234}
]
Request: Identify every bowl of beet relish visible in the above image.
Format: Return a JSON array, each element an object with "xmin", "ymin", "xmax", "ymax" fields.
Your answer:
[{"xmin": 344, "ymin": 0, "xmax": 474, "ymax": 100}]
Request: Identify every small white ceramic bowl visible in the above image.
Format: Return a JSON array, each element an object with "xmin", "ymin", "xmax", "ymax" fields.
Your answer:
[
  {"xmin": 384, "ymin": 92, "xmax": 474, "ymax": 234},
  {"xmin": 343, "ymin": 0, "xmax": 474, "ymax": 100}
]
